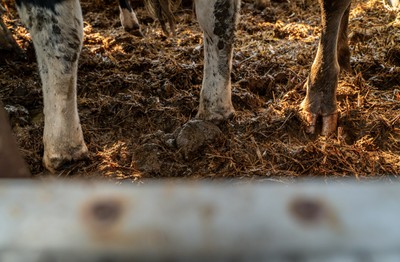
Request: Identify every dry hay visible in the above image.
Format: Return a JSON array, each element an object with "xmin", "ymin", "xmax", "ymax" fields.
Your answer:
[{"xmin": 0, "ymin": 0, "xmax": 399, "ymax": 181}]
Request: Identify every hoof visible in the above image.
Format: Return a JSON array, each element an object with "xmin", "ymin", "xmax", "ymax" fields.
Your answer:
[
  {"xmin": 301, "ymin": 78, "xmax": 338, "ymax": 136},
  {"xmin": 43, "ymin": 144, "xmax": 89, "ymax": 173},
  {"xmin": 196, "ymin": 108, "xmax": 235, "ymax": 124},
  {"xmin": 302, "ymin": 110, "xmax": 338, "ymax": 136}
]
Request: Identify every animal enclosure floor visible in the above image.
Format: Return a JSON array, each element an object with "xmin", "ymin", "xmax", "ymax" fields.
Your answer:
[{"xmin": 1, "ymin": 0, "xmax": 399, "ymax": 181}]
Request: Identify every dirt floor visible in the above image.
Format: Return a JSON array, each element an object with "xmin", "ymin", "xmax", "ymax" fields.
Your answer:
[{"xmin": 0, "ymin": 0, "xmax": 399, "ymax": 181}]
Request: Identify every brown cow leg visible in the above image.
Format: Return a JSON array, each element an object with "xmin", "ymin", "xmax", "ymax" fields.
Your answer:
[
  {"xmin": 301, "ymin": 0, "xmax": 351, "ymax": 136},
  {"xmin": 337, "ymin": 5, "xmax": 351, "ymax": 72}
]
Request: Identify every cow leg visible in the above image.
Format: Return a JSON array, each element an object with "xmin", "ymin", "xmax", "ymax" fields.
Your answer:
[
  {"xmin": 195, "ymin": 0, "xmax": 240, "ymax": 121},
  {"xmin": 301, "ymin": 0, "xmax": 352, "ymax": 135},
  {"xmin": 337, "ymin": 4, "xmax": 351, "ymax": 72},
  {"xmin": 16, "ymin": 0, "xmax": 88, "ymax": 171},
  {"xmin": 118, "ymin": 0, "xmax": 142, "ymax": 36}
]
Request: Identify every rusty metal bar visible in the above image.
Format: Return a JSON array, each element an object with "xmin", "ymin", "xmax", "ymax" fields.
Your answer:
[{"xmin": 1, "ymin": 181, "xmax": 400, "ymax": 261}]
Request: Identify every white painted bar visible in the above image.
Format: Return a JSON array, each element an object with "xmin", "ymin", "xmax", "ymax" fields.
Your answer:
[{"xmin": 1, "ymin": 181, "xmax": 400, "ymax": 261}]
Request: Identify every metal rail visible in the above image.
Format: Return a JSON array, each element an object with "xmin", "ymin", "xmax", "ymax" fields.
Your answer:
[{"xmin": 1, "ymin": 181, "xmax": 400, "ymax": 261}]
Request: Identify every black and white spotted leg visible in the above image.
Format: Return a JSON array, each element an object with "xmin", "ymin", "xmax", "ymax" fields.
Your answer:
[
  {"xmin": 195, "ymin": 0, "xmax": 240, "ymax": 122},
  {"xmin": 16, "ymin": 0, "xmax": 88, "ymax": 171}
]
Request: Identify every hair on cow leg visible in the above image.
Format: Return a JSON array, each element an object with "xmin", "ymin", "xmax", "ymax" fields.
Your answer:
[{"xmin": 16, "ymin": 0, "xmax": 88, "ymax": 172}]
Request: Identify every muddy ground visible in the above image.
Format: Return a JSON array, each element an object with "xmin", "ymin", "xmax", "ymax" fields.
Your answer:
[{"xmin": 0, "ymin": 0, "xmax": 399, "ymax": 181}]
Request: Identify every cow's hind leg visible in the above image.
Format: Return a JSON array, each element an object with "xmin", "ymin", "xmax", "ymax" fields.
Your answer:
[
  {"xmin": 301, "ymin": 0, "xmax": 352, "ymax": 135},
  {"xmin": 195, "ymin": 0, "xmax": 240, "ymax": 122},
  {"xmin": 16, "ymin": 0, "xmax": 88, "ymax": 171}
]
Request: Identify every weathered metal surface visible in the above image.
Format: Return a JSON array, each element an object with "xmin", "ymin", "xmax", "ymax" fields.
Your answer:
[
  {"xmin": 0, "ymin": 103, "xmax": 30, "ymax": 178},
  {"xmin": 1, "ymin": 182, "xmax": 400, "ymax": 261}
]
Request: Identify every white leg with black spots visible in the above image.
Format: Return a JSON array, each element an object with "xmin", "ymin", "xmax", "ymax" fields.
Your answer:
[
  {"xmin": 195, "ymin": 0, "xmax": 240, "ymax": 121},
  {"xmin": 17, "ymin": 0, "xmax": 88, "ymax": 171}
]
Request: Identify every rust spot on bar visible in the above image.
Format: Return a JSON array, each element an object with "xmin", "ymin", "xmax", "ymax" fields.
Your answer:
[
  {"xmin": 289, "ymin": 197, "xmax": 340, "ymax": 229},
  {"xmin": 82, "ymin": 197, "xmax": 127, "ymax": 236},
  {"xmin": 91, "ymin": 200, "xmax": 122, "ymax": 225},
  {"xmin": 202, "ymin": 204, "xmax": 215, "ymax": 220}
]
